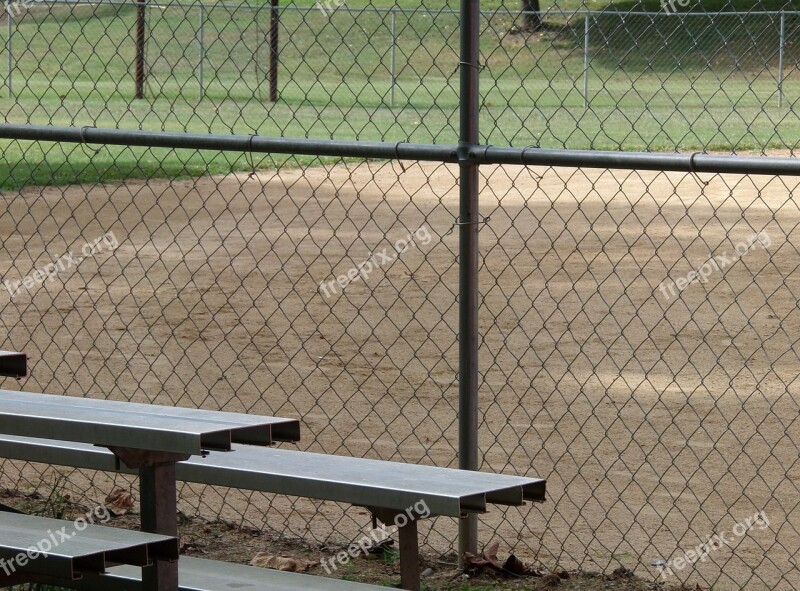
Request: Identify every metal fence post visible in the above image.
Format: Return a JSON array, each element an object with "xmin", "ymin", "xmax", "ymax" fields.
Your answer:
[
  {"xmin": 199, "ymin": 4, "xmax": 205, "ymax": 98},
  {"xmin": 779, "ymin": 11, "xmax": 785, "ymax": 109},
  {"xmin": 135, "ymin": 1, "xmax": 146, "ymax": 99},
  {"xmin": 583, "ymin": 12, "xmax": 590, "ymax": 110},
  {"xmin": 6, "ymin": 5, "xmax": 12, "ymax": 99},
  {"xmin": 458, "ymin": 0, "xmax": 480, "ymax": 566},
  {"xmin": 254, "ymin": 7, "xmax": 260, "ymax": 96},
  {"xmin": 269, "ymin": 0, "xmax": 279, "ymax": 102},
  {"xmin": 390, "ymin": 7, "xmax": 396, "ymax": 108}
]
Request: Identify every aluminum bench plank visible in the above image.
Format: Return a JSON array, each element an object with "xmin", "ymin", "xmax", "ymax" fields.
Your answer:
[
  {"xmin": 0, "ymin": 435, "xmax": 121, "ymax": 472},
  {"xmin": 0, "ymin": 512, "xmax": 177, "ymax": 581},
  {"xmin": 0, "ymin": 436, "xmax": 546, "ymax": 517},
  {"xmin": 0, "ymin": 390, "xmax": 300, "ymax": 454},
  {"xmin": 178, "ymin": 446, "xmax": 545, "ymax": 515},
  {"xmin": 79, "ymin": 556, "xmax": 389, "ymax": 591}
]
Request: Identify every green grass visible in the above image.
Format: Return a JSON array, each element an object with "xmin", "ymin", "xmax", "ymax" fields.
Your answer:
[{"xmin": 1, "ymin": 0, "xmax": 799, "ymax": 189}]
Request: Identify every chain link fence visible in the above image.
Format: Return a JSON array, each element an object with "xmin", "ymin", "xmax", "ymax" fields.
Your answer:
[
  {"xmin": 1, "ymin": 1, "xmax": 800, "ymax": 590},
  {"xmin": 1, "ymin": 1, "xmax": 799, "ymax": 149}
]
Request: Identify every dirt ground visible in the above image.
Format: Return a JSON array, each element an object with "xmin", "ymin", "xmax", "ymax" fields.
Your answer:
[
  {"xmin": 1, "ymin": 487, "xmax": 679, "ymax": 591},
  {"xmin": 0, "ymin": 159, "xmax": 797, "ymax": 590}
]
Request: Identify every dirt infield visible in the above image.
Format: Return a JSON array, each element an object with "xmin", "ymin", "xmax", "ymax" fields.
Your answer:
[{"xmin": 0, "ymin": 160, "xmax": 797, "ymax": 589}]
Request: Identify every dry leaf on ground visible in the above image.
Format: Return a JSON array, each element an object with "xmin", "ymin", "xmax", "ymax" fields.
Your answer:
[
  {"xmin": 463, "ymin": 540, "xmax": 545, "ymax": 577},
  {"xmin": 104, "ymin": 489, "xmax": 134, "ymax": 516},
  {"xmin": 250, "ymin": 552, "xmax": 316, "ymax": 572}
]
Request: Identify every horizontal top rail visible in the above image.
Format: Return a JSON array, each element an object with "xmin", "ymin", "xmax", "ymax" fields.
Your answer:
[
  {"xmin": 0, "ymin": 390, "xmax": 301, "ymax": 454},
  {"xmin": 0, "ymin": 124, "xmax": 798, "ymax": 176},
  {"xmin": 480, "ymin": 146, "xmax": 800, "ymax": 176}
]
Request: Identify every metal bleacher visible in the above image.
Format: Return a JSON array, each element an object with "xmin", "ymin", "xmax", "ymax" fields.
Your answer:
[{"xmin": 0, "ymin": 353, "xmax": 547, "ymax": 591}]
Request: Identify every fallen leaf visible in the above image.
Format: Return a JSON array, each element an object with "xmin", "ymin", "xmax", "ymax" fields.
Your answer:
[
  {"xmin": 250, "ymin": 552, "xmax": 316, "ymax": 572},
  {"xmin": 104, "ymin": 489, "xmax": 134, "ymax": 516},
  {"xmin": 503, "ymin": 553, "xmax": 543, "ymax": 576},
  {"xmin": 463, "ymin": 541, "xmax": 544, "ymax": 577}
]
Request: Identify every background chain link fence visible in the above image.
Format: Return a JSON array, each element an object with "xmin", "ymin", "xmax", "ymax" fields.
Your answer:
[
  {"xmin": 0, "ymin": 1, "xmax": 799, "ymax": 590},
  {"xmin": 2, "ymin": 1, "xmax": 799, "ymax": 148}
]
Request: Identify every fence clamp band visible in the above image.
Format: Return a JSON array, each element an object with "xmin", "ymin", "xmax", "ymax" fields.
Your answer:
[
  {"xmin": 688, "ymin": 151, "xmax": 702, "ymax": 173},
  {"xmin": 246, "ymin": 134, "xmax": 257, "ymax": 178},
  {"xmin": 79, "ymin": 126, "xmax": 96, "ymax": 144},
  {"xmin": 476, "ymin": 144, "xmax": 492, "ymax": 163},
  {"xmin": 79, "ymin": 126, "xmax": 101, "ymax": 155},
  {"xmin": 445, "ymin": 215, "xmax": 491, "ymax": 236},
  {"xmin": 395, "ymin": 141, "xmax": 408, "ymax": 172},
  {"xmin": 689, "ymin": 150, "xmax": 710, "ymax": 186},
  {"xmin": 520, "ymin": 145, "xmax": 543, "ymax": 180},
  {"xmin": 520, "ymin": 144, "xmax": 540, "ymax": 164},
  {"xmin": 456, "ymin": 60, "xmax": 483, "ymax": 73}
]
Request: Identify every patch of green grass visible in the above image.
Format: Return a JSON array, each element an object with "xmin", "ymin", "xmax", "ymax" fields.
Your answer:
[
  {"xmin": 1, "ymin": 0, "xmax": 797, "ymax": 190},
  {"xmin": 380, "ymin": 545, "xmax": 401, "ymax": 564},
  {"xmin": 38, "ymin": 474, "xmax": 70, "ymax": 520}
]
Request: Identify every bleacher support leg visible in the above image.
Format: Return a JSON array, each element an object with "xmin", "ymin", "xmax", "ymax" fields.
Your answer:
[
  {"xmin": 110, "ymin": 447, "xmax": 188, "ymax": 591},
  {"xmin": 398, "ymin": 516, "xmax": 420, "ymax": 591},
  {"xmin": 140, "ymin": 462, "xmax": 179, "ymax": 591},
  {"xmin": 369, "ymin": 508, "xmax": 420, "ymax": 591}
]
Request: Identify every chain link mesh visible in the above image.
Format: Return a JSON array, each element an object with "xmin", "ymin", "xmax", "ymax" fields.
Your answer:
[{"xmin": 0, "ymin": 1, "xmax": 799, "ymax": 590}]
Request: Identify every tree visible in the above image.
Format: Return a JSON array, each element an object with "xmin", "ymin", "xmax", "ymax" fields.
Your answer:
[{"xmin": 521, "ymin": 0, "xmax": 542, "ymax": 32}]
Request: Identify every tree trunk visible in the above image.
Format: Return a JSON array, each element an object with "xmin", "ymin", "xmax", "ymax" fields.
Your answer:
[{"xmin": 521, "ymin": 0, "xmax": 542, "ymax": 31}]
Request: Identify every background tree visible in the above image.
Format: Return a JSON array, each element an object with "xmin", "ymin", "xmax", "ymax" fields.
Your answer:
[{"xmin": 521, "ymin": 0, "xmax": 542, "ymax": 31}]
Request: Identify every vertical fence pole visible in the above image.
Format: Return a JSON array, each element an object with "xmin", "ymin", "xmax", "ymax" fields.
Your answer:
[
  {"xmin": 269, "ymin": 0, "xmax": 279, "ymax": 102},
  {"xmin": 135, "ymin": 0, "xmax": 146, "ymax": 99},
  {"xmin": 778, "ymin": 11, "xmax": 785, "ymax": 109},
  {"xmin": 583, "ymin": 12, "xmax": 590, "ymax": 109},
  {"xmin": 458, "ymin": 0, "xmax": 480, "ymax": 566},
  {"xmin": 6, "ymin": 5, "xmax": 12, "ymax": 99},
  {"xmin": 390, "ymin": 7, "xmax": 396, "ymax": 107},
  {"xmin": 199, "ymin": 4, "xmax": 205, "ymax": 98},
  {"xmin": 255, "ymin": 7, "xmax": 260, "ymax": 96}
]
